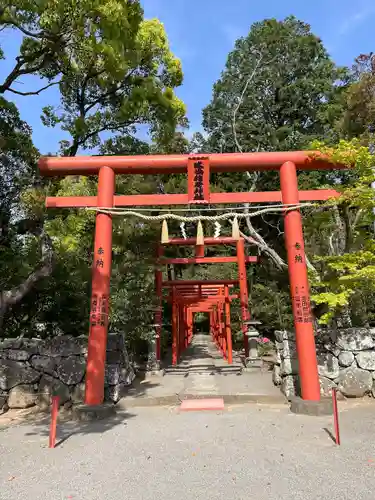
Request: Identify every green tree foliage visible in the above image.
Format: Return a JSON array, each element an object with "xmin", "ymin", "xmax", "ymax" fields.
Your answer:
[
  {"xmin": 0, "ymin": 1, "xmax": 188, "ymax": 345},
  {"xmin": 1, "ymin": 1, "xmax": 186, "ymax": 155},
  {"xmin": 1, "ymin": 0, "xmax": 141, "ymax": 94},
  {"xmin": 202, "ymin": 16, "xmax": 348, "ymax": 155},
  {"xmin": 307, "ymin": 141, "xmax": 375, "ymax": 326},
  {"xmin": 337, "ymin": 53, "xmax": 375, "ymax": 141},
  {"xmin": 1, "ymin": 5, "xmax": 375, "ymax": 351},
  {"xmin": 39, "ymin": 7, "xmax": 186, "ymax": 155},
  {"xmin": 191, "ymin": 17, "xmax": 351, "ymax": 330},
  {"xmin": 0, "ymin": 97, "xmax": 55, "ymax": 330}
]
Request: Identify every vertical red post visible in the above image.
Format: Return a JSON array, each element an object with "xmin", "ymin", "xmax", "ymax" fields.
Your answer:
[
  {"xmin": 155, "ymin": 245, "xmax": 163, "ymax": 363},
  {"xmin": 280, "ymin": 161, "xmax": 320, "ymax": 401},
  {"xmin": 332, "ymin": 388, "xmax": 340, "ymax": 445},
  {"xmin": 179, "ymin": 305, "xmax": 185, "ymax": 353},
  {"xmin": 176, "ymin": 304, "xmax": 181, "ymax": 359},
  {"xmin": 187, "ymin": 308, "xmax": 193, "ymax": 344},
  {"xmin": 85, "ymin": 166, "xmax": 114, "ymax": 405},
  {"xmin": 212, "ymin": 307, "xmax": 216, "ymax": 344},
  {"xmin": 237, "ymin": 238, "xmax": 250, "ymax": 358},
  {"xmin": 218, "ymin": 289, "xmax": 226, "ymax": 359},
  {"xmin": 184, "ymin": 307, "xmax": 189, "ymax": 348},
  {"xmin": 214, "ymin": 304, "xmax": 220, "ymax": 348},
  {"xmin": 195, "ymin": 245, "xmax": 204, "ymax": 257},
  {"xmin": 49, "ymin": 396, "xmax": 59, "ymax": 448},
  {"xmin": 172, "ymin": 287, "xmax": 178, "ymax": 366},
  {"xmin": 224, "ymin": 285, "xmax": 233, "ymax": 365},
  {"xmin": 209, "ymin": 311, "xmax": 214, "ymax": 340},
  {"xmin": 221, "ymin": 304, "xmax": 227, "ymax": 359}
]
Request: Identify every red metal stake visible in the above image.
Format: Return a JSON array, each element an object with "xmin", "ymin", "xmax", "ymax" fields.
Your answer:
[
  {"xmin": 280, "ymin": 161, "xmax": 320, "ymax": 401},
  {"xmin": 85, "ymin": 166, "xmax": 115, "ymax": 405},
  {"xmin": 49, "ymin": 396, "xmax": 60, "ymax": 449},
  {"xmin": 332, "ymin": 388, "xmax": 341, "ymax": 445}
]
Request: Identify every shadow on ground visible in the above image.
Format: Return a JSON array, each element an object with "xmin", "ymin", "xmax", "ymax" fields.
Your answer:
[
  {"xmin": 23, "ymin": 410, "xmax": 135, "ymax": 447},
  {"xmin": 0, "ymin": 373, "xmax": 163, "ymax": 446},
  {"xmin": 120, "ymin": 371, "xmax": 161, "ymax": 399}
]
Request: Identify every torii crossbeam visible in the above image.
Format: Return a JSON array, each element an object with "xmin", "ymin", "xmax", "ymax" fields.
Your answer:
[{"xmin": 38, "ymin": 151, "xmax": 346, "ymax": 406}]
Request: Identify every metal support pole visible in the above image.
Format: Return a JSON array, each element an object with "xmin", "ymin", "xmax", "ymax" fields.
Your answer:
[
  {"xmin": 224, "ymin": 285, "xmax": 233, "ymax": 364},
  {"xmin": 85, "ymin": 166, "xmax": 114, "ymax": 405},
  {"xmin": 280, "ymin": 161, "xmax": 320, "ymax": 401},
  {"xmin": 237, "ymin": 238, "xmax": 250, "ymax": 358},
  {"xmin": 332, "ymin": 387, "xmax": 341, "ymax": 445},
  {"xmin": 49, "ymin": 396, "xmax": 60, "ymax": 449}
]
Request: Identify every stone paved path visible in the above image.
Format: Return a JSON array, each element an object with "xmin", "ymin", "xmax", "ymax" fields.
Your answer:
[
  {"xmin": 2, "ymin": 400, "xmax": 375, "ymax": 499},
  {"xmin": 121, "ymin": 334, "xmax": 284, "ymax": 407}
]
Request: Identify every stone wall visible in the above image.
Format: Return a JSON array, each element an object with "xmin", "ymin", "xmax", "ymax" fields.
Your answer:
[
  {"xmin": 0, "ymin": 334, "xmax": 135, "ymax": 414},
  {"xmin": 273, "ymin": 328, "xmax": 375, "ymax": 399}
]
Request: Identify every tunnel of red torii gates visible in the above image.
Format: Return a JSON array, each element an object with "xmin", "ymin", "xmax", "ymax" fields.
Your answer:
[
  {"xmin": 157, "ymin": 237, "xmax": 258, "ymax": 366},
  {"xmin": 38, "ymin": 151, "xmax": 347, "ymax": 406}
]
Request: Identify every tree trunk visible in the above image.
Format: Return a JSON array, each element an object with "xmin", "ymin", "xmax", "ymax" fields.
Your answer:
[{"xmin": 0, "ymin": 230, "xmax": 54, "ymax": 333}]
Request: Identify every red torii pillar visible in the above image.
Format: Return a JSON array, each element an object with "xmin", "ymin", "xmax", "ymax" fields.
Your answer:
[
  {"xmin": 280, "ymin": 161, "xmax": 320, "ymax": 401},
  {"xmin": 224, "ymin": 285, "xmax": 233, "ymax": 365},
  {"xmin": 154, "ymin": 245, "xmax": 163, "ymax": 366},
  {"xmin": 85, "ymin": 167, "xmax": 114, "ymax": 405},
  {"xmin": 237, "ymin": 238, "xmax": 250, "ymax": 358}
]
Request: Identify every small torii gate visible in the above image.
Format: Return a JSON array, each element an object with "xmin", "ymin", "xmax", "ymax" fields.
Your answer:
[
  {"xmin": 38, "ymin": 151, "xmax": 345, "ymax": 405},
  {"xmin": 156, "ymin": 236, "xmax": 258, "ymax": 365}
]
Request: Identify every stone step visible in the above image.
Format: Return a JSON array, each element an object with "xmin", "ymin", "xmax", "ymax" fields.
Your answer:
[{"xmin": 165, "ymin": 366, "xmax": 242, "ymax": 374}]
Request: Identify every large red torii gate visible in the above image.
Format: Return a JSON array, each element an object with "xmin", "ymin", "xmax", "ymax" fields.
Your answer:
[{"xmin": 38, "ymin": 151, "xmax": 345, "ymax": 406}]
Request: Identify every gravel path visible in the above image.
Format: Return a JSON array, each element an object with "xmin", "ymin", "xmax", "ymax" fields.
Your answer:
[{"xmin": 1, "ymin": 401, "xmax": 375, "ymax": 500}]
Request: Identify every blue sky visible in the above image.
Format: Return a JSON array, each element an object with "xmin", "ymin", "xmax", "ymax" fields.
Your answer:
[{"xmin": 1, "ymin": 0, "xmax": 374, "ymax": 153}]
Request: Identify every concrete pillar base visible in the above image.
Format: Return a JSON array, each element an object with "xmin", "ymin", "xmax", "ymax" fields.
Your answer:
[
  {"xmin": 290, "ymin": 396, "xmax": 333, "ymax": 416},
  {"xmin": 144, "ymin": 369, "xmax": 165, "ymax": 379},
  {"xmin": 72, "ymin": 403, "xmax": 116, "ymax": 422},
  {"xmin": 244, "ymin": 358, "xmax": 263, "ymax": 369}
]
